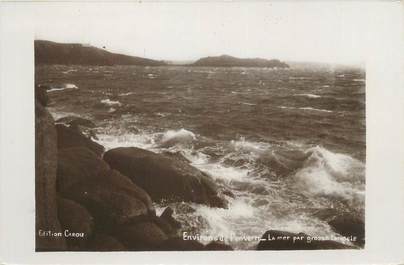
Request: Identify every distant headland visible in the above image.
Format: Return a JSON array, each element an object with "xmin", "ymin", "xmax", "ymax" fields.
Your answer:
[{"xmin": 35, "ymin": 40, "xmax": 167, "ymax": 66}]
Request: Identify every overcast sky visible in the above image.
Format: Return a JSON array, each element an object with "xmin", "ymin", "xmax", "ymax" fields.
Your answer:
[{"xmin": 33, "ymin": 1, "xmax": 399, "ymax": 64}]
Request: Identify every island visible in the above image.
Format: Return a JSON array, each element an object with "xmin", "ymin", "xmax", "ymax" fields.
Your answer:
[{"xmin": 191, "ymin": 55, "xmax": 289, "ymax": 68}]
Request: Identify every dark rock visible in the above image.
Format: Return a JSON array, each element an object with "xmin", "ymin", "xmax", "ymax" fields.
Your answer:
[
  {"xmin": 57, "ymin": 198, "xmax": 94, "ymax": 248},
  {"xmin": 158, "ymin": 237, "xmax": 205, "ymax": 251},
  {"xmin": 35, "ymin": 102, "xmax": 66, "ymax": 251},
  {"xmin": 205, "ymin": 241, "xmax": 233, "ymax": 250},
  {"xmin": 160, "ymin": 207, "xmax": 182, "ymax": 230},
  {"xmin": 68, "ymin": 185, "xmax": 148, "ymax": 227},
  {"xmin": 114, "ymin": 221, "xmax": 168, "ymax": 250},
  {"xmin": 56, "ymin": 116, "xmax": 96, "ymax": 128},
  {"xmin": 328, "ymin": 214, "xmax": 365, "ymax": 247},
  {"xmin": 257, "ymin": 230, "xmax": 355, "ymax": 250},
  {"xmin": 56, "ymin": 124, "xmax": 104, "ymax": 156},
  {"xmin": 35, "ymin": 84, "xmax": 49, "ymax": 106},
  {"xmin": 57, "ymin": 147, "xmax": 153, "ymax": 227},
  {"xmin": 87, "ymin": 233, "xmax": 126, "ymax": 251},
  {"xmin": 56, "ymin": 116, "xmax": 98, "ymax": 139},
  {"xmin": 103, "ymin": 147, "xmax": 227, "ymax": 208},
  {"xmin": 56, "ymin": 147, "xmax": 110, "ymax": 193}
]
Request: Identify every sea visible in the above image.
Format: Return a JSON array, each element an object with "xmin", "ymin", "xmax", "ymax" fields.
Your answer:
[{"xmin": 36, "ymin": 64, "xmax": 366, "ymax": 249}]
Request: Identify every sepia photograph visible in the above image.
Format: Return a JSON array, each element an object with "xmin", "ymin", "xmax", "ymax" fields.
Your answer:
[{"xmin": 34, "ymin": 2, "xmax": 367, "ymax": 252}]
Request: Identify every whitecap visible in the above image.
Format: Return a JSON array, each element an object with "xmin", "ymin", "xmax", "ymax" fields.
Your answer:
[
  {"xmin": 278, "ymin": 105, "xmax": 293, "ymax": 110},
  {"xmin": 62, "ymin": 69, "xmax": 77, "ymax": 74},
  {"xmin": 47, "ymin": 83, "xmax": 78, "ymax": 92},
  {"xmin": 65, "ymin": 83, "xmax": 78, "ymax": 89},
  {"xmin": 118, "ymin": 92, "xmax": 135, "ymax": 96},
  {"xmin": 100, "ymin": 99, "xmax": 122, "ymax": 107},
  {"xmin": 159, "ymin": 128, "xmax": 196, "ymax": 148},
  {"xmin": 299, "ymin": 107, "xmax": 332, "ymax": 113},
  {"xmin": 295, "ymin": 93, "xmax": 321, "ymax": 99},
  {"xmin": 47, "ymin": 87, "xmax": 66, "ymax": 92}
]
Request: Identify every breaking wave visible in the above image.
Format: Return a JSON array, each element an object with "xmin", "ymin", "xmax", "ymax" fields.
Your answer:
[
  {"xmin": 91, "ymin": 123, "xmax": 365, "ymax": 249},
  {"xmin": 293, "ymin": 146, "xmax": 365, "ymax": 208},
  {"xmin": 159, "ymin": 128, "xmax": 197, "ymax": 148}
]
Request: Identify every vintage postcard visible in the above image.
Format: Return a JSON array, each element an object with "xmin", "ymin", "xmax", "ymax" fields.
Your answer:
[{"xmin": 0, "ymin": 1, "xmax": 403, "ymax": 264}]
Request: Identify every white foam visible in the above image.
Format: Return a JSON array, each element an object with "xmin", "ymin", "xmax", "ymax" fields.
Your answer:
[
  {"xmin": 299, "ymin": 107, "xmax": 332, "ymax": 113},
  {"xmin": 278, "ymin": 106, "xmax": 332, "ymax": 113},
  {"xmin": 62, "ymin": 69, "xmax": 77, "ymax": 74},
  {"xmin": 100, "ymin": 99, "xmax": 122, "ymax": 107},
  {"xmin": 293, "ymin": 146, "xmax": 365, "ymax": 205},
  {"xmin": 295, "ymin": 93, "xmax": 321, "ymax": 98},
  {"xmin": 47, "ymin": 83, "xmax": 78, "ymax": 92},
  {"xmin": 47, "ymin": 87, "xmax": 66, "ymax": 92},
  {"xmin": 193, "ymin": 198, "xmax": 256, "ymax": 240},
  {"xmin": 189, "ymin": 157, "xmax": 250, "ymax": 183},
  {"xmin": 118, "ymin": 92, "xmax": 135, "ymax": 96},
  {"xmin": 65, "ymin": 83, "xmax": 78, "ymax": 89},
  {"xmin": 230, "ymin": 137, "xmax": 271, "ymax": 156},
  {"xmin": 95, "ymin": 131, "xmax": 157, "ymax": 151},
  {"xmin": 159, "ymin": 128, "xmax": 196, "ymax": 147},
  {"xmin": 240, "ymin": 102, "xmax": 256, "ymax": 106}
]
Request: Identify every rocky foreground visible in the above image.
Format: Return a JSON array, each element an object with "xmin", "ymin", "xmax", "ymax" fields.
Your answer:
[{"xmin": 35, "ymin": 84, "xmax": 363, "ymax": 251}]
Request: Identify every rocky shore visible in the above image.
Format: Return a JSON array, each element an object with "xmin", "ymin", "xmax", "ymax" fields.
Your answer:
[{"xmin": 35, "ymin": 84, "xmax": 362, "ymax": 251}]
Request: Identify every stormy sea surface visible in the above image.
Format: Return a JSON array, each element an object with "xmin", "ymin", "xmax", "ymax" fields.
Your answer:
[{"xmin": 36, "ymin": 65, "xmax": 365, "ymax": 249}]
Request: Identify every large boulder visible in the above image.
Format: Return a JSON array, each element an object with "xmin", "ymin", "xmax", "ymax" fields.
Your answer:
[
  {"xmin": 56, "ymin": 147, "xmax": 110, "ymax": 192},
  {"xmin": 114, "ymin": 221, "xmax": 168, "ymax": 250},
  {"xmin": 257, "ymin": 230, "xmax": 355, "ymax": 250},
  {"xmin": 56, "ymin": 116, "xmax": 98, "ymax": 140},
  {"xmin": 56, "ymin": 116, "xmax": 96, "ymax": 128},
  {"xmin": 68, "ymin": 183, "xmax": 148, "ymax": 228},
  {"xmin": 328, "ymin": 214, "xmax": 365, "ymax": 247},
  {"xmin": 57, "ymin": 147, "xmax": 154, "ymax": 227},
  {"xmin": 57, "ymin": 198, "xmax": 94, "ymax": 248},
  {"xmin": 35, "ymin": 101, "xmax": 66, "ymax": 250},
  {"xmin": 56, "ymin": 124, "xmax": 104, "ymax": 156},
  {"xmin": 103, "ymin": 147, "xmax": 227, "ymax": 208}
]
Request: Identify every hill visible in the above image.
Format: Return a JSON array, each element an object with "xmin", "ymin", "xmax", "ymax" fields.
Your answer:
[
  {"xmin": 35, "ymin": 40, "xmax": 166, "ymax": 66},
  {"xmin": 192, "ymin": 55, "xmax": 289, "ymax": 68}
]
